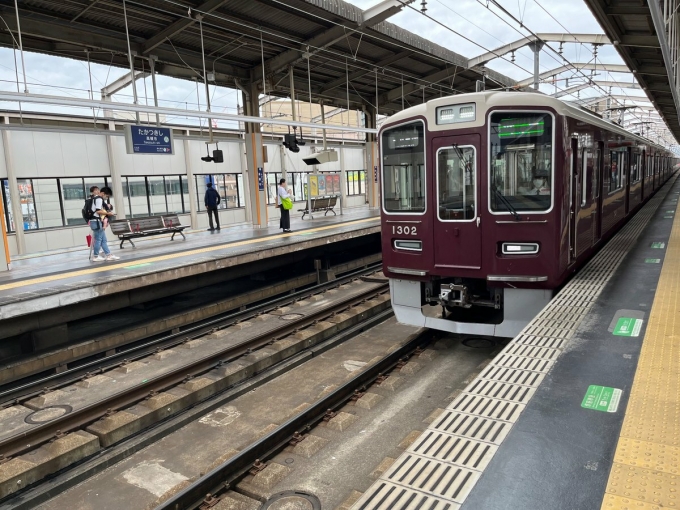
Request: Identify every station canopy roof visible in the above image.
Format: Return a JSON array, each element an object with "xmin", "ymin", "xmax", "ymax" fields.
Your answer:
[
  {"xmin": 583, "ymin": 0, "xmax": 680, "ymax": 143},
  {"xmin": 0, "ymin": 0, "xmax": 518, "ymax": 115}
]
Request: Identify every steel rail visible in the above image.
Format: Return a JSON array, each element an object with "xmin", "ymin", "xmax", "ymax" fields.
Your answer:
[
  {"xmin": 156, "ymin": 330, "xmax": 434, "ymax": 510},
  {"xmin": 0, "ymin": 263, "xmax": 382, "ymax": 407},
  {"xmin": 0, "ymin": 283, "xmax": 388, "ymax": 458}
]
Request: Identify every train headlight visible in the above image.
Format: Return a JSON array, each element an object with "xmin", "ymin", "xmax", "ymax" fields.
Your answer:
[
  {"xmin": 502, "ymin": 243, "xmax": 539, "ymax": 255},
  {"xmin": 394, "ymin": 240, "xmax": 423, "ymax": 251}
]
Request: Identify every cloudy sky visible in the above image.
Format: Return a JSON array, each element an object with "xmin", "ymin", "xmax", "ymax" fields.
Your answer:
[{"xmin": 0, "ymin": 0, "xmax": 649, "ymax": 130}]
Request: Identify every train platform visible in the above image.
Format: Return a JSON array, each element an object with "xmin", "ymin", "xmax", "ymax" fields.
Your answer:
[
  {"xmin": 0, "ymin": 209, "xmax": 380, "ymax": 322},
  {"xmin": 354, "ymin": 176, "xmax": 680, "ymax": 510}
]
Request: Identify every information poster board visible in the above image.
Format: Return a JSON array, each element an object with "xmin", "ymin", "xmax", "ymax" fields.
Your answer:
[{"xmin": 308, "ymin": 174, "xmax": 341, "ymax": 198}]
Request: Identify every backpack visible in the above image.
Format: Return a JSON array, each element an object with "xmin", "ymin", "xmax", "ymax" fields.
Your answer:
[{"xmin": 82, "ymin": 197, "xmax": 96, "ymax": 223}]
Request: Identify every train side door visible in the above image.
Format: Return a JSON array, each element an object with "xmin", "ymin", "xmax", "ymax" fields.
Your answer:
[
  {"xmin": 593, "ymin": 145, "xmax": 603, "ymax": 243},
  {"xmin": 432, "ymin": 135, "xmax": 482, "ymax": 270},
  {"xmin": 569, "ymin": 138, "xmax": 578, "ymax": 262}
]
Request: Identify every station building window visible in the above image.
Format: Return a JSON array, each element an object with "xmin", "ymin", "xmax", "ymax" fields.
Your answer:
[
  {"xmin": 122, "ymin": 175, "xmax": 193, "ymax": 217},
  {"xmin": 346, "ymin": 170, "xmax": 366, "ymax": 196},
  {"xmin": 489, "ymin": 112, "xmax": 553, "ymax": 212},
  {"xmin": 1, "ymin": 177, "xmax": 111, "ymax": 232},
  {"xmin": 195, "ymin": 174, "xmax": 244, "ymax": 211}
]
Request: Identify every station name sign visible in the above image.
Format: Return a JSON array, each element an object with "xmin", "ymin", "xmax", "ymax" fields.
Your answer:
[{"xmin": 124, "ymin": 124, "xmax": 174, "ymax": 155}]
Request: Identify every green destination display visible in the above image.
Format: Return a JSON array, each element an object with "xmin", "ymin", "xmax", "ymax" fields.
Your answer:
[
  {"xmin": 498, "ymin": 117, "xmax": 545, "ymax": 138},
  {"xmin": 581, "ymin": 385, "xmax": 622, "ymax": 413},
  {"xmin": 651, "ymin": 242, "xmax": 666, "ymax": 249},
  {"xmin": 645, "ymin": 258, "xmax": 661, "ymax": 263},
  {"xmin": 613, "ymin": 317, "xmax": 643, "ymax": 337}
]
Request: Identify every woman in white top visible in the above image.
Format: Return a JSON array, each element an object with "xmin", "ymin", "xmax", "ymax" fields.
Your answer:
[{"xmin": 277, "ymin": 178, "xmax": 292, "ymax": 232}]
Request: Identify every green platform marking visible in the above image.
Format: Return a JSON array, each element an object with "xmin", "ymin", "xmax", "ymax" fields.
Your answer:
[
  {"xmin": 645, "ymin": 258, "xmax": 661, "ymax": 263},
  {"xmin": 581, "ymin": 385, "xmax": 622, "ymax": 413},
  {"xmin": 124, "ymin": 263, "xmax": 152, "ymax": 269},
  {"xmin": 613, "ymin": 317, "xmax": 643, "ymax": 337},
  {"xmin": 651, "ymin": 242, "xmax": 666, "ymax": 249},
  {"xmin": 666, "ymin": 210, "xmax": 675, "ymax": 213},
  {"xmin": 665, "ymin": 216, "xmax": 674, "ymax": 219}
]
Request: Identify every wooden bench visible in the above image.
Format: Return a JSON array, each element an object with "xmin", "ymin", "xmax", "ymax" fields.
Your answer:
[
  {"xmin": 298, "ymin": 196, "xmax": 338, "ymax": 219},
  {"xmin": 109, "ymin": 214, "xmax": 188, "ymax": 248}
]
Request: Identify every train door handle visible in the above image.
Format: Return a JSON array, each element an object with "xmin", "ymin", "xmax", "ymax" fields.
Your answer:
[{"xmin": 476, "ymin": 217, "xmax": 480, "ymax": 227}]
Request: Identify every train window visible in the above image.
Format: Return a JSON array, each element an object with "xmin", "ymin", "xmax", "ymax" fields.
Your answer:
[
  {"xmin": 381, "ymin": 122, "xmax": 426, "ymax": 214},
  {"xmin": 593, "ymin": 149, "xmax": 601, "ymax": 199},
  {"xmin": 437, "ymin": 146, "xmax": 476, "ymax": 221},
  {"xmin": 608, "ymin": 150, "xmax": 626, "ymax": 193},
  {"xmin": 631, "ymin": 153, "xmax": 642, "ymax": 183},
  {"xmin": 582, "ymin": 150, "xmax": 592, "ymax": 206},
  {"xmin": 489, "ymin": 112, "xmax": 553, "ymax": 213}
]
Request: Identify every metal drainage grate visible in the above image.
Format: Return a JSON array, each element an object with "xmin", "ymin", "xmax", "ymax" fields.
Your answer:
[
  {"xmin": 382, "ymin": 453, "xmax": 480, "ymax": 502},
  {"xmin": 353, "ymin": 481, "xmax": 457, "ymax": 510},
  {"xmin": 410, "ymin": 431, "xmax": 498, "ymax": 471}
]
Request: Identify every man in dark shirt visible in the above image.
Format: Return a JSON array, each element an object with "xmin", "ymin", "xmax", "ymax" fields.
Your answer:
[{"xmin": 204, "ymin": 182, "xmax": 221, "ymax": 231}]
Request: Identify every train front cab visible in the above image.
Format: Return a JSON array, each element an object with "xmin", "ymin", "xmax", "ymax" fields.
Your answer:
[{"xmin": 381, "ymin": 103, "xmax": 557, "ymax": 338}]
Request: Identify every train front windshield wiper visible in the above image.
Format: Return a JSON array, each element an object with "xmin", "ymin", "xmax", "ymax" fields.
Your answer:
[{"xmin": 491, "ymin": 184, "xmax": 521, "ymax": 221}]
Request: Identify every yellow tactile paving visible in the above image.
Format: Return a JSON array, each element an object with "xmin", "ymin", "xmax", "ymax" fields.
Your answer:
[
  {"xmin": 602, "ymin": 494, "xmax": 663, "ymax": 510},
  {"xmin": 0, "ymin": 217, "xmax": 379, "ymax": 293},
  {"xmin": 602, "ymin": 199, "xmax": 680, "ymax": 510}
]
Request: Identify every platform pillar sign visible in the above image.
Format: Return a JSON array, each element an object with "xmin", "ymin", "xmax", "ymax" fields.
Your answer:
[
  {"xmin": 244, "ymin": 131, "xmax": 268, "ymax": 228},
  {"xmin": 365, "ymin": 141, "xmax": 379, "ymax": 209},
  {"xmin": 124, "ymin": 125, "xmax": 174, "ymax": 154}
]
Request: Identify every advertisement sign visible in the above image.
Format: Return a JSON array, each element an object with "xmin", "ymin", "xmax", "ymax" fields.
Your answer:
[
  {"xmin": 124, "ymin": 125, "xmax": 174, "ymax": 154},
  {"xmin": 333, "ymin": 174, "xmax": 340, "ymax": 195},
  {"xmin": 309, "ymin": 175, "xmax": 319, "ymax": 197},
  {"xmin": 317, "ymin": 175, "xmax": 326, "ymax": 195}
]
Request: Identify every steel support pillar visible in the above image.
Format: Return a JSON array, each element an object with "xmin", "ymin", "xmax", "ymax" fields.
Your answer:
[
  {"xmin": 364, "ymin": 108, "xmax": 379, "ymax": 209},
  {"xmin": 105, "ymin": 120, "xmax": 126, "ymax": 219},
  {"xmin": 530, "ymin": 42, "xmax": 544, "ymax": 91},
  {"xmin": 183, "ymin": 131, "xmax": 199, "ymax": 228},
  {"xmin": 2, "ymin": 118, "xmax": 25, "ymax": 255},
  {"xmin": 243, "ymin": 84, "xmax": 268, "ymax": 228}
]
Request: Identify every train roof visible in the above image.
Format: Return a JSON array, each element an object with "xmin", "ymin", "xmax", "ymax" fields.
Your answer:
[{"xmin": 381, "ymin": 90, "xmax": 668, "ymax": 152}]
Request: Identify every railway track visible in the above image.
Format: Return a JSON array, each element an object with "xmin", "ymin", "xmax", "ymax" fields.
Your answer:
[
  {"xmin": 0, "ymin": 272, "xmax": 390, "ymax": 502},
  {"xmin": 156, "ymin": 329, "xmax": 434, "ymax": 510},
  {"xmin": 0, "ymin": 263, "xmax": 383, "ymax": 407}
]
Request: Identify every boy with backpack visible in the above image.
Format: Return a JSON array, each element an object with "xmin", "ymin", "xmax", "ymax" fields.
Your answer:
[{"xmin": 83, "ymin": 186, "xmax": 119, "ymax": 262}]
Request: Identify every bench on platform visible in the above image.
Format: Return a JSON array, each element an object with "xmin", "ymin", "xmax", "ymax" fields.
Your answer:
[
  {"xmin": 109, "ymin": 214, "xmax": 188, "ymax": 248},
  {"xmin": 298, "ymin": 196, "xmax": 338, "ymax": 219}
]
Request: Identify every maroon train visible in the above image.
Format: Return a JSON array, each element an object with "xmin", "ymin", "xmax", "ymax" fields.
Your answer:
[{"xmin": 380, "ymin": 91, "xmax": 676, "ymax": 337}]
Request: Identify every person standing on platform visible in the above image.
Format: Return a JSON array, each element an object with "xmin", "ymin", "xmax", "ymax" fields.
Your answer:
[
  {"xmin": 204, "ymin": 182, "xmax": 221, "ymax": 231},
  {"xmin": 277, "ymin": 178, "xmax": 292, "ymax": 233},
  {"xmin": 90, "ymin": 186, "xmax": 118, "ymax": 262}
]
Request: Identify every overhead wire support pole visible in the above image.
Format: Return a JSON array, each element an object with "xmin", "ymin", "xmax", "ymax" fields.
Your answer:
[
  {"xmin": 197, "ymin": 15, "xmax": 213, "ymax": 144},
  {"xmin": 149, "ymin": 56, "xmax": 160, "ymax": 126},
  {"xmin": 306, "ymin": 51, "xmax": 313, "ymax": 219},
  {"xmin": 13, "ymin": 0, "xmax": 27, "ymax": 93},
  {"xmin": 289, "ymin": 66, "xmax": 296, "ymax": 122},
  {"xmin": 122, "ymin": 0, "xmax": 140, "ymax": 123}
]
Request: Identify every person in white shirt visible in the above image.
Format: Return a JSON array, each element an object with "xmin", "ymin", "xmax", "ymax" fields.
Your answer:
[
  {"xmin": 90, "ymin": 187, "xmax": 119, "ymax": 262},
  {"xmin": 277, "ymin": 178, "xmax": 292, "ymax": 232}
]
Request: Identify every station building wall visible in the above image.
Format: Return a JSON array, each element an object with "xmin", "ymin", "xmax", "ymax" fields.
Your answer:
[{"xmin": 0, "ymin": 123, "xmax": 369, "ymax": 256}]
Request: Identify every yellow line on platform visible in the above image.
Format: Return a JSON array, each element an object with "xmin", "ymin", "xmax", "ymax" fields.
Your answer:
[
  {"xmin": 0, "ymin": 217, "xmax": 380, "ymax": 293},
  {"xmin": 602, "ymin": 199, "xmax": 680, "ymax": 510}
]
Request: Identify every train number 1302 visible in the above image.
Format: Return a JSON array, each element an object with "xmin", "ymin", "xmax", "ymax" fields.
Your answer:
[{"xmin": 392, "ymin": 225, "xmax": 418, "ymax": 235}]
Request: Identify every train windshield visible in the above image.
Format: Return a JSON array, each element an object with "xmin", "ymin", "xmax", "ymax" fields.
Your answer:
[
  {"xmin": 382, "ymin": 122, "xmax": 425, "ymax": 213},
  {"xmin": 489, "ymin": 112, "xmax": 553, "ymax": 212}
]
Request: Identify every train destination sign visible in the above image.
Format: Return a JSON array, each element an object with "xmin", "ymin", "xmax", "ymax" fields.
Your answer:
[{"xmin": 124, "ymin": 125, "xmax": 174, "ymax": 155}]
